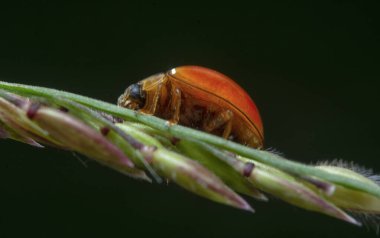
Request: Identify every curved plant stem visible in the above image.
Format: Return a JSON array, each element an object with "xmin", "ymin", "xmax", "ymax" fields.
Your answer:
[{"xmin": 1, "ymin": 81, "xmax": 380, "ymax": 198}]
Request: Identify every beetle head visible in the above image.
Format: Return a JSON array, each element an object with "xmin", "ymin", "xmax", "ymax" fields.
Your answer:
[{"xmin": 118, "ymin": 83, "xmax": 146, "ymax": 110}]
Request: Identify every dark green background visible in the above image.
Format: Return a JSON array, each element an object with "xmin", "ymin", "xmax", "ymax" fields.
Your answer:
[{"xmin": 0, "ymin": 1, "xmax": 379, "ymax": 237}]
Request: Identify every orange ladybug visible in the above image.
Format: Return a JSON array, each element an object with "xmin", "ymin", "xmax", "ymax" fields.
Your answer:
[{"xmin": 118, "ymin": 66, "xmax": 264, "ymax": 148}]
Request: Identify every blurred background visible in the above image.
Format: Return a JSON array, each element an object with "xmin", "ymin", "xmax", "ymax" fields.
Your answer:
[{"xmin": 0, "ymin": 1, "xmax": 379, "ymax": 237}]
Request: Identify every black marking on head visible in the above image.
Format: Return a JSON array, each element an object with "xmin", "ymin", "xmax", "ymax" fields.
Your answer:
[
  {"xmin": 129, "ymin": 84, "xmax": 145, "ymax": 99},
  {"xmin": 128, "ymin": 83, "xmax": 146, "ymax": 108}
]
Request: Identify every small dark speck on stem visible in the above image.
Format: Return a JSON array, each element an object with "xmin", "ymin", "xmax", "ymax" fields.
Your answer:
[
  {"xmin": 100, "ymin": 126, "xmax": 110, "ymax": 136},
  {"xmin": 243, "ymin": 162, "xmax": 255, "ymax": 177},
  {"xmin": 171, "ymin": 137, "xmax": 180, "ymax": 145},
  {"xmin": 59, "ymin": 106, "xmax": 69, "ymax": 112},
  {"xmin": 26, "ymin": 102, "xmax": 41, "ymax": 119}
]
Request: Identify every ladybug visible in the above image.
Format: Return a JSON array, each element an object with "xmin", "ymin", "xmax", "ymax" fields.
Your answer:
[{"xmin": 118, "ymin": 66, "xmax": 264, "ymax": 148}]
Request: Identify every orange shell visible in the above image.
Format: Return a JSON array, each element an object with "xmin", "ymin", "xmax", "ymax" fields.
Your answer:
[{"xmin": 168, "ymin": 66, "xmax": 264, "ymax": 141}]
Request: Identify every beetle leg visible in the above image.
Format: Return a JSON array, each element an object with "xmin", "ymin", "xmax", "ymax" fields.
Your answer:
[
  {"xmin": 168, "ymin": 86, "xmax": 182, "ymax": 125},
  {"xmin": 140, "ymin": 83, "xmax": 163, "ymax": 115},
  {"xmin": 203, "ymin": 110, "xmax": 233, "ymax": 138},
  {"xmin": 222, "ymin": 119, "xmax": 233, "ymax": 139}
]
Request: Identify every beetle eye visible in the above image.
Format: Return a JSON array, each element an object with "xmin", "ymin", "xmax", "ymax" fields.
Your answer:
[
  {"xmin": 126, "ymin": 83, "xmax": 146, "ymax": 109},
  {"xmin": 129, "ymin": 84, "xmax": 145, "ymax": 100}
]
